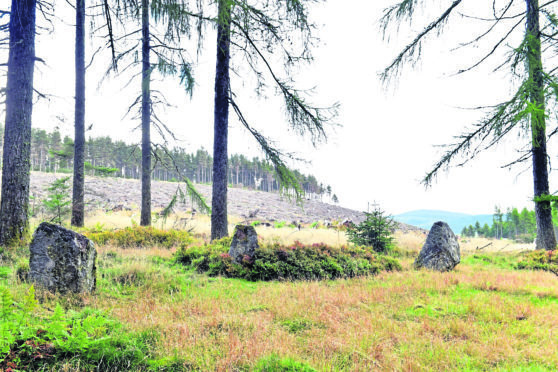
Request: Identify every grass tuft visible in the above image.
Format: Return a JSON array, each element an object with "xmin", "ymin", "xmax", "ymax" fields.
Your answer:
[{"xmin": 252, "ymin": 354, "xmax": 317, "ymax": 372}]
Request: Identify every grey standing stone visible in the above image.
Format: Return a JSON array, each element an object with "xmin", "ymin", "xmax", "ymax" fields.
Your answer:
[
  {"xmin": 415, "ymin": 221, "xmax": 460, "ymax": 271},
  {"xmin": 229, "ymin": 225, "xmax": 259, "ymax": 263},
  {"xmin": 29, "ymin": 222, "xmax": 96, "ymax": 293}
]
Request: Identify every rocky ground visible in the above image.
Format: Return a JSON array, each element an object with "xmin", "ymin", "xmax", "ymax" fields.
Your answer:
[{"xmin": 24, "ymin": 172, "xmax": 421, "ymax": 232}]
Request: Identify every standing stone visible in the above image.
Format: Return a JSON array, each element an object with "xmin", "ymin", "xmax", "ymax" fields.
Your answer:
[
  {"xmin": 229, "ymin": 225, "xmax": 259, "ymax": 263},
  {"xmin": 415, "ymin": 221, "xmax": 460, "ymax": 271},
  {"xmin": 29, "ymin": 222, "xmax": 96, "ymax": 293}
]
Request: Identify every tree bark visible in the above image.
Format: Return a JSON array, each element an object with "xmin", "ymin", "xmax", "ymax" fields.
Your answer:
[
  {"xmin": 0, "ymin": 0, "xmax": 37, "ymax": 245},
  {"xmin": 526, "ymin": 0, "xmax": 557, "ymax": 250},
  {"xmin": 211, "ymin": 0, "xmax": 232, "ymax": 240},
  {"xmin": 140, "ymin": 0, "xmax": 152, "ymax": 226},
  {"xmin": 72, "ymin": 0, "xmax": 86, "ymax": 227}
]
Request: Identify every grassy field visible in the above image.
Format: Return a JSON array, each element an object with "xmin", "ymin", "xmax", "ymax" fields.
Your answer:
[{"xmin": 1, "ymin": 220, "xmax": 556, "ymax": 371}]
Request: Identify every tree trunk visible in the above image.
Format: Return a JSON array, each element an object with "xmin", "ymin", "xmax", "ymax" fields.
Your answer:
[
  {"xmin": 526, "ymin": 0, "xmax": 557, "ymax": 250},
  {"xmin": 0, "ymin": 0, "xmax": 37, "ymax": 245},
  {"xmin": 72, "ymin": 0, "xmax": 86, "ymax": 227},
  {"xmin": 211, "ymin": 0, "xmax": 232, "ymax": 240},
  {"xmin": 140, "ymin": 0, "xmax": 151, "ymax": 226}
]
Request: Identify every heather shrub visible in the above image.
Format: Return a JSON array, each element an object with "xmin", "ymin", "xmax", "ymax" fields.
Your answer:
[
  {"xmin": 516, "ymin": 250, "xmax": 558, "ymax": 275},
  {"xmin": 175, "ymin": 240, "xmax": 401, "ymax": 281}
]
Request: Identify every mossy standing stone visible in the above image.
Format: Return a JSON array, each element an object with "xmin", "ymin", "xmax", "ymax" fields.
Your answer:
[
  {"xmin": 29, "ymin": 222, "xmax": 97, "ymax": 293},
  {"xmin": 229, "ymin": 225, "xmax": 259, "ymax": 263},
  {"xmin": 415, "ymin": 221, "xmax": 460, "ymax": 271}
]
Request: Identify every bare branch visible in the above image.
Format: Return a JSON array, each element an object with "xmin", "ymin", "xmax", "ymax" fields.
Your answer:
[{"xmin": 381, "ymin": 0, "xmax": 463, "ymax": 83}]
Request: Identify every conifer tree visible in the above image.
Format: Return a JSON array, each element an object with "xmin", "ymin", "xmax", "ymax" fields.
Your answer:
[
  {"xmin": 101, "ymin": 0, "xmax": 207, "ymax": 224},
  {"xmin": 44, "ymin": 177, "xmax": 72, "ymax": 225},
  {"xmin": 211, "ymin": 0, "xmax": 232, "ymax": 239},
  {"xmin": 382, "ymin": 0, "xmax": 558, "ymax": 250},
  {"xmin": 210, "ymin": 0, "xmax": 338, "ymax": 239},
  {"xmin": 0, "ymin": 0, "xmax": 37, "ymax": 245},
  {"xmin": 72, "ymin": 0, "xmax": 86, "ymax": 227},
  {"xmin": 140, "ymin": 0, "xmax": 151, "ymax": 226}
]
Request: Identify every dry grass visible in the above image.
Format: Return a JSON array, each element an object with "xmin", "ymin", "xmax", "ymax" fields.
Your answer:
[
  {"xmin": 394, "ymin": 230, "xmax": 426, "ymax": 254},
  {"xmin": 36, "ymin": 209, "xmax": 532, "ymax": 253},
  {"xmin": 47, "ymin": 210, "xmax": 349, "ymax": 247},
  {"xmin": 52, "ymin": 244, "xmax": 555, "ymax": 371},
  {"xmin": 459, "ymin": 236, "xmax": 534, "ymax": 253},
  {"xmin": 254, "ymin": 226, "xmax": 348, "ymax": 246},
  {"xmin": 394, "ymin": 230, "xmax": 533, "ymax": 255}
]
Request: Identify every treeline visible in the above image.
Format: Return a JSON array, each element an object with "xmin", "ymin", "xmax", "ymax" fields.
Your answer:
[
  {"xmin": 461, "ymin": 207, "xmax": 538, "ymax": 243},
  {"xmin": 0, "ymin": 125, "xmax": 336, "ymax": 201}
]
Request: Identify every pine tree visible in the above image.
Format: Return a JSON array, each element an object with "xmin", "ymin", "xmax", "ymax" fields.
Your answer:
[
  {"xmin": 43, "ymin": 177, "xmax": 71, "ymax": 225},
  {"xmin": 210, "ymin": 0, "xmax": 232, "ymax": 239},
  {"xmin": 209, "ymin": 0, "xmax": 338, "ymax": 240},
  {"xmin": 382, "ymin": 0, "xmax": 558, "ymax": 250},
  {"xmin": 0, "ymin": 0, "xmax": 37, "ymax": 245},
  {"xmin": 72, "ymin": 0, "xmax": 86, "ymax": 227},
  {"xmin": 140, "ymin": 0, "xmax": 152, "ymax": 226},
  {"xmin": 346, "ymin": 207, "xmax": 395, "ymax": 254},
  {"xmin": 101, "ymin": 0, "xmax": 205, "ymax": 225}
]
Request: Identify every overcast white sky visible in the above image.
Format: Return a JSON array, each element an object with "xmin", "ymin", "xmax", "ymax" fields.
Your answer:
[{"xmin": 4, "ymin": 0, "xmax": 557, "ymax": 215}]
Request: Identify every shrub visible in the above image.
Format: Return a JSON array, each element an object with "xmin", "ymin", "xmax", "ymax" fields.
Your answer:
[
  {"xmin": 274, "ymin": 221, "xmax": 286, "ymax": 228},
  {"xmin": 516, "ymin": 250, "xmax": 558, "ymax": 275},
  {"xmin": 175, "ymin": 240, "xmax": 401, "ymax": 281},
  {"xmin": 84, "ymin": 226, "xmax": 194, "ymax": 248},
  {"xmin": 346, "ymin": 207, "xmax": 395, "ymax": 254},
  {"xmin": 42, "ymin": 177, "xmax": 71, "ymax": 224}
]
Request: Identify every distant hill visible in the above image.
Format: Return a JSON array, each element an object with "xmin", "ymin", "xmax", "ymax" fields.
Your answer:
[{"xmin": 394, "ymin": 210, "xmax": 493, "ymax": 233}]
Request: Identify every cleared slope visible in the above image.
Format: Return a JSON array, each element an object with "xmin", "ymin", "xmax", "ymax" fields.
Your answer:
[{"xmin": 26, "ymin": 172, "xmax": 422, "ymax": 231}]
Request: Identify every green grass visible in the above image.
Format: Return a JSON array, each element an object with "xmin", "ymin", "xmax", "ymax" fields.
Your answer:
[
  {"xmin": 274, "ymin": 221, "xmax": 287, "ymax": 229},
  {"xmin": 251, "ymin": 354, "xmax": 317, "ymax": 371},
  {"xmin": 461, "ymin": 252, "xmax": 518, "ymax": 269}
]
